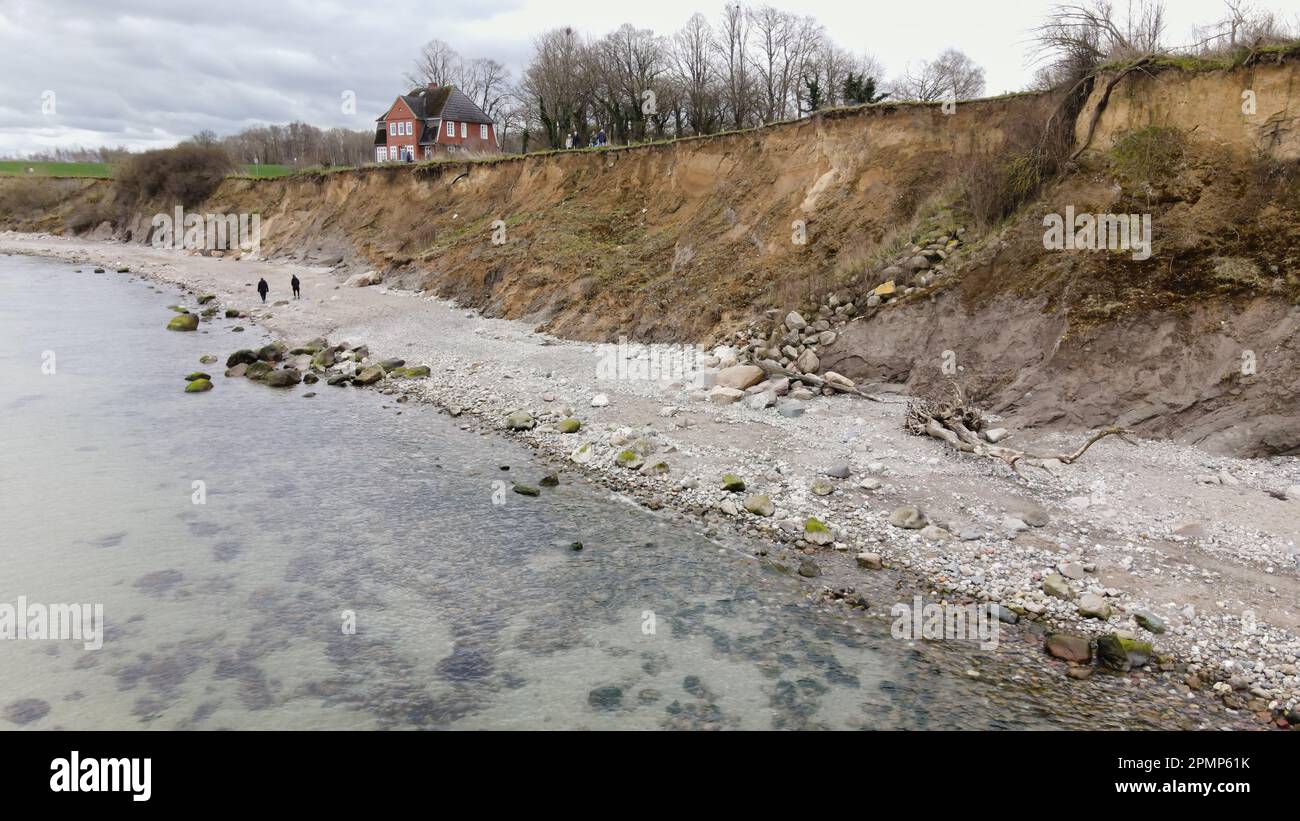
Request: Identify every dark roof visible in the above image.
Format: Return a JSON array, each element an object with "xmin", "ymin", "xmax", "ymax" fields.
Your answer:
[{"xmin": 376, "ymin": 85, "xmax": 494, "ymax": 125}]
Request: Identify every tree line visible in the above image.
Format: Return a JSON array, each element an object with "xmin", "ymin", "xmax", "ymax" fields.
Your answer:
[{"xmin": 407, "ymin": 4, "xmax": 987, "ymax": 152}]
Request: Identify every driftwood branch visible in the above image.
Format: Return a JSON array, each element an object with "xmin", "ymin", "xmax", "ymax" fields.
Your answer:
[
  {"xmin": 756, "ymin": 360, "xmax": 883, "ymax": 401},
  {"xmin": 905, "ymin": 383, "xmax": 1135, "ymax": 478}
]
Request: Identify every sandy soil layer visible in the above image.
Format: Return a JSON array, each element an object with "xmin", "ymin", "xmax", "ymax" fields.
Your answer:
[{"xmin": 5, "ymin": 231, "xmax": 1298, "ymax": 727}]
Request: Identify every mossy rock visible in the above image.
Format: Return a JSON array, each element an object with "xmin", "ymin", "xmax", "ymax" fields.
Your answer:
[
  {"xmin": 244, "ymin": 361, "xmax": 274, "ymax": 380},
  {"xmin": 539, "ymin": 474, "xmax": 560, "ymax": 487},
  {"xmin": 744, "ymin": 494, "xmax": 775, "ymax": 516},
  {"xmin": 721, "ymin": 474, "xmax": 746, "ymax": 492},
  {"xmin": 168, "ymin": 305, "xmax": 188, "ymax": 313},
  {"xmin": 184, "ymin": 378, "xmax": 213, "ymax": 393},
  {"xmin": 378, "ymin": 358, "xmax": 406, "ymax": 373},
  {"xmin": 226, "ymin": 349, "xmax": 258, "ymax": 367},
  {"xmin": 185, "ymin": 371, "xmax": 211, "ymax": 381},
  {"xmin": 353, "ymin": 365, "xmax": 385, "ymax": 385},
  {"xmin": 310, "ymin": 349, "xmax": 337, "ymax": 368},
  {"xmin": 398, "ymin": 364, "xmax": 430, "ymax": 377},
  {"xmin": 224, "ymin": 308, "xmax": 241, "ymax": 318},
  {"xmin": 264, "ymin": 368, "xmax": 302, "ymax": 388},
  {"xmin": 198, "ymin": 354, "xmax": 217, "ymax": 365},
  {"xmin": 615, "ymin": 450, "xmax": 644, "ymax": 469},
  {"xmin": 1097, "ymin": 634, "xmax": 1153, "ymax": 672},
  {"xmin": 232, "ymin": 326, "xmax": 245, "ymax": 332},
  {"xmin": 557, "ymin": 418, "xmax": 582, "ymax": 433},
  {"xmin": 166, "ymin": 313, "xmax": 199, "ymax": 331},
  {"xmin": 505, "ymin": 410, "xmax": 536, "ymax": 430},
  {"xmin": 256, "ymin": 342, "xmax": 286, "ymax": 361},
  {"xmin": 200, "ymin": 307, "xmax": 218, "ymax": 317},
  {"xmin": 196, "ymin": 294, "xmax": 216, "ymax": 304},
  {"xmin": 513, "ymin": 484, "xmax": 541, "ymax": 497},
  {"xmin": 640, "ymin": 460, "xmax": 670, "ymax": 476},
  {"xmin": 804, "ymin": 517, "xmax": 835, "ymax": 546},
  {"xmin": 290, "ymin": 346, "xmax": 321, "ymax": 355}
]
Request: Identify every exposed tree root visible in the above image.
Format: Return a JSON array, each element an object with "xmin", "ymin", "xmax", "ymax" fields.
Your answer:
[
  {"xmin": 1070, "ymin": 56, "xmax": 1155, "ymax": 161},
  {"xmin": 905, "ymin": 384, "xmax": 1135, "ymax": 478}
]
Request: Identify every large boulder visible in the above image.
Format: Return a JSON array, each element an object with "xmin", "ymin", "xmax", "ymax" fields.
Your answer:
[
  {"xmin": 715, "ymin": 364, "xmax": 765, "ymax": 391},
  {"xmin": 264, "ymin": 368, "xmax": 302, "ymax": 388},
  {"xmin": 1097, "ymin": 634, "xmax": 1153, "ymax": 671},
  {"xmin": 184, "ymin": 378, "xmax": 213, "ymax": 393},
  {"xmin": 505, "ymin": 411, "xmax": 536, "ymax": 431},
  {"xmin": 888, "ymin": 506, "xmax": 927, "ymax": 529},
  {"xmin": 743, "ymin": 494, "xmax": 775, "ymax": 517},
  {"xmin": 1045, "ymin": 633, "xmax": 1092, "ymax": 663},
  {"xmin": 795, "ymin": 349, "xmax": 820, "ymax": 374},
  {"xmin": 708, "ymin": 386, "xmax": 745, "ymax": 404},
  {"xmin": 804, "ymin": 517, "xmax": 834, "ymax": 546},
  {"xmin": 166, "ymin": 313, "xmax": 199, "ymax": 331},
  {"xmin": 352, "ymin": 365, "xmax": 384, "ymax": 385},
  {"xmin": 226, "ymin": 349, "xmax": 258, "ymax": 367}
]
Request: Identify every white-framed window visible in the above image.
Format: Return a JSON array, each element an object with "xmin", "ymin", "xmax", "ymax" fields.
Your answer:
[
  {"xmin": 480, "ymin": 123, "xmax": 488, "ymax": 140},
  {"xmin": 377, "ymin": 147, "xmax": 387, "ymax": 162},
  {"xmin": 389, "ymin": 122, "xmax": 396, "ymax": 136},
  {"xmin": 405, "ymin": 121, "xmax": 412, "ymax": 136},
  {"xmin": 446, "ymin": 121, "xmax": 455, "ymax": 137},
  {"xmin": 460, "ymin": 122, "xmax": 467, "ymax": 138}
]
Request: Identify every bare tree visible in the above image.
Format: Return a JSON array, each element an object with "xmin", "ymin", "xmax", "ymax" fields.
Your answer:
[
  {"xmin": 461, "ymin": 57, "xmax": 513, "ymax": 120},
  {"xmin": 522, "ymin": 27, "xmax": 592, "ymax": 148},
  {"xmin": 672, "ymin": 13, "xmax": 721, "ymax": 135},
  {"xmin": 894, "ymin": 48, "xmax": 986, "ymax": 102},
  {"xmin": 1030, "ymin": 1, "xmax": 1168, "ymax": 88},
  {"xmin": 716, "ymin": 3, "xmax": 755, "ymax": 129},
  {"xmin": 405, "ymin": 39, "xmax": 462, "ymax": 88}
]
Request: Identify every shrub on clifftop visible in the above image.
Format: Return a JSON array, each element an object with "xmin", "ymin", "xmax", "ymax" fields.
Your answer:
[{"xmin": 115, "ymin": 144, "xmax": 233, "ymax": 208}]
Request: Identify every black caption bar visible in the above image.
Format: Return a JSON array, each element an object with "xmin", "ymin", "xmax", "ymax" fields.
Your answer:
[{"xmin": 2, "ymin": 731, "xmax": 1290, "ymax": 808}]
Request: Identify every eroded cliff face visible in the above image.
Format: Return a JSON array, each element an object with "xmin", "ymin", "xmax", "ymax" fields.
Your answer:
[
  {"xmin": 170, "ymin": 91, "xmax": 1049, "ymax": 343},
  {"xmin": 4, "ymin": 60, "xmax": 1298, "ymax": 454},
  {"xmin": 821, "ymin": 61, "xmax": 1300, "ymax": 455}
]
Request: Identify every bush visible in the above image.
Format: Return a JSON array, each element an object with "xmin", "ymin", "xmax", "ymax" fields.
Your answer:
[
  {"xmin": 65, "ymin": 196, "xmax": 118, "ymax": 233},
  {"xmin": 1108, "ymin": 126, "xmax": 1185, "ymax": 183},
  {"xmin": 0, "ymin": 177, "xmax": 62, "ymax": 219},
  {"xmin": 956, "ymin": 95, "xmax": 1076, "ymax": 229},
  {"xmin": 114, "ymin": 144, "xmax": 233, "ymax": 208}
]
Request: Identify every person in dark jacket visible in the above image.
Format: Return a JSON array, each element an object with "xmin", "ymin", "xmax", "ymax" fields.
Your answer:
[
  {"xmin": 257, "ymin": 278, "xmax": 269, "ymax": 302},
  {"xmin": 291, "ymin": 274, "xmax": 301, "ymax": 299}
]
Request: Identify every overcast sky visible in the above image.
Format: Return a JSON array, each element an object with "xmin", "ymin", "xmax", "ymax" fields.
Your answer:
[{"xmin": 0, "ymin": 0, "xmax": 1266, "ymax": 157}]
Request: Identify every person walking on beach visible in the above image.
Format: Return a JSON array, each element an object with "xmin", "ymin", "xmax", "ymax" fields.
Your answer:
[
  {"xmin": 291, "ymin": 274, "xmax": 300, "ymax": 299},
  {"xmin": 257, "ymin": 277, "xmax": 269, "ymax": 303}
]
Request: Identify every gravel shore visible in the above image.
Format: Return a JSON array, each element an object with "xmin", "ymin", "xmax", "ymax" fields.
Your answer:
[{"xmin": 6, "ymin": 231, "xmax": 1298, "ymax": 728}]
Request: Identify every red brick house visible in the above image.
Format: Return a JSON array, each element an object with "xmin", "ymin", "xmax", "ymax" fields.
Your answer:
[{"xmin": 374, "ymin": 84, "xmax": 499, "ymax": 161}]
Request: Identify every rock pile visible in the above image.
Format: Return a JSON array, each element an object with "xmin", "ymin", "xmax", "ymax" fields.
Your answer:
[
  {"xmin": 222, "ymin": 337, "xmax": 429, "ymax": 391},
  {"xmin": 719, "ymin": 224, "xmax": 967, "ymax": 393}
]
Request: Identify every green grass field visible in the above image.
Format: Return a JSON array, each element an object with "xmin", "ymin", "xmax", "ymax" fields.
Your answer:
[
  {"xmin": 0, "ymin": 161, "xmax": 295, "ymax": 179},
  {"xmin": 0, "ymin": 161, "xmax": 112, "ymax": 178}
]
